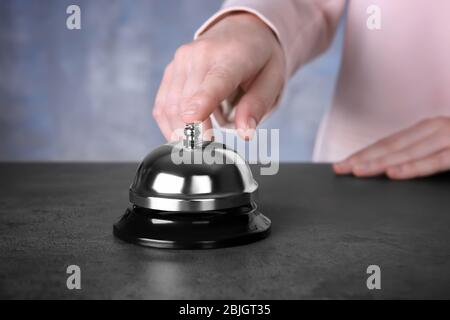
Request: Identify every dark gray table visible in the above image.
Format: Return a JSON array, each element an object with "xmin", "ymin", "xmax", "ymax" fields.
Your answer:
[{"xmin": 1, "ymin": 163, "xmax": 450, "ymax": 299}]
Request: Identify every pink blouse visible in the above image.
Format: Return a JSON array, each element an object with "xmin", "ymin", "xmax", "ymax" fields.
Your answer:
[{"xmin": 196, "ymin": 0, "xmax": 450, "ymax": 162}]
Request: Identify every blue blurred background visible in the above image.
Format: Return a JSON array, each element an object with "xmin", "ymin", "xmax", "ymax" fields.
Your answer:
[{"xmin": 0, "ymin": 0, "xmax": 343, "ymax": 161}]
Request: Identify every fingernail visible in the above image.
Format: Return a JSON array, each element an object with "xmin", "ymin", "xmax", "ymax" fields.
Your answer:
[
  {"xmin": 183, "ymin": 103, "xmax": 198, "ymax": 115},
  {"xmin": 245, "ymin": 117, "xmax": 257, "ymax": 139}
]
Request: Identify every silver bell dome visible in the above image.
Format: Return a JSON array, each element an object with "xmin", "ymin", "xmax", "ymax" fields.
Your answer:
[
  {"xmin": 114, "ymin": 124, "xmax": 271, "ymax": 249},
  {"xmin": 129, "ymin": 133, "xmax": 258, "ymax": 212}
]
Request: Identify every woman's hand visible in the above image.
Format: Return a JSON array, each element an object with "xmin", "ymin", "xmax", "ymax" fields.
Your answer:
[
  {"xmin": 333, "ymin": 117, "xmax": 450, "ymax": 179},
  {"xmin": 152, "ymin": 12, "xmax": 285, "ymax": 141}
]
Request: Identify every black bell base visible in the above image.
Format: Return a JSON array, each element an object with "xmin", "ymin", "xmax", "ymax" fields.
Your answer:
[{"xmin": 113, "ymin": 204, "xmax": 271, "ymax": 249}]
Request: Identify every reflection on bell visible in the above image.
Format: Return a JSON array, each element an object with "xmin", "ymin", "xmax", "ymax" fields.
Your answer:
[{"xmin": 113, "ymin": 123, "xmax": 271, "ymax": 249}]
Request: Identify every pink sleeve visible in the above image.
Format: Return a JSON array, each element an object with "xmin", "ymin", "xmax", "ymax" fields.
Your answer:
[
  {"xmin": 196, "ymin": 0, "xmax": 345, "ymax": 77},
  {"xmin": 195, "ymin": 0, "xmax": 346, "ymax": 128}
]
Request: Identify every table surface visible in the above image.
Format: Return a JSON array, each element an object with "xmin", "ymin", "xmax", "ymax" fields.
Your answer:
[{"xmin": 1, "ymin": 163, "xmax": 450, "ymax": 299}]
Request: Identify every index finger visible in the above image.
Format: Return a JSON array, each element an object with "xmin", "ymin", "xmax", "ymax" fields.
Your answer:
[{"xmin": 181, "ymin": 62, "xmax": 244, "ymax": 123}]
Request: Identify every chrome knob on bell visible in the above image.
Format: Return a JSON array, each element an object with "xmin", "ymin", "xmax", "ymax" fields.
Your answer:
[
  {"xmin": 113, "ymin": 123, "xmax": 271, "ymax": 249},
  {"xmin": 183, "ymin": 123, "xmax": 201, "ymax": 149}
]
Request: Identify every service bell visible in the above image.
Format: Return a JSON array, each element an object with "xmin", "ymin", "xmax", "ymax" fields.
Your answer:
[{"xmin": 113, "ymin": 123, "xmax": 271, "ymax": 249}]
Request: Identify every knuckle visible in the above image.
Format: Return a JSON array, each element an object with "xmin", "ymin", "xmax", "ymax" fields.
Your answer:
[
  {"xmin": 166, "ymin": 61, "xmax": 174, "ymax": 72},
  {"xmin": 174, "ymin": 44, "xmax": 192, "ymax": 61},
  {"xmin": 163, "ymin": 62, "xmax": 174, "ymax": 78},
  {"xmin": 206, "ymin": 64, "xmax": 232, "ymax": 81},
  {"xmin": 152, "ymin": 107, "xmax": 163, "ymax": 120},
  {"xmin": 193, "ymin": 39, "xmax": 211, "ymax": 54}
]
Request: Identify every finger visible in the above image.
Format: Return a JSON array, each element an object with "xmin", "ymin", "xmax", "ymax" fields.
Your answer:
[
  {"xmin": 181, "ymin": 44, "xmax": 209, "ymax": 99},
  {"xmin": 386, "ymin": 148, "xmax": 450, "ymax": 180},
  {"xmin": 166, "ymin": 46, "xmax": 191, "ymax": 140},
  {"xmin": 181, "ymin": 61, "xmax": 245, "ymax": 123},
  {"xmin": 234, "ymin": 60, "xmax": 283, "ymax": 140},
  {"xmin": 334, "ymin": 119, "xmax": 443, "ymax": 174},
  {"xmin": 153, "ymin": 63, "xmax": 174, "ymax": 140},
  {"xmin": 178, "ymin": 46, "xmax": 210, "ymax": 139},
  {"xmin": 352, "ymin": 129, "xmax": 450, "ymax": 177}
]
